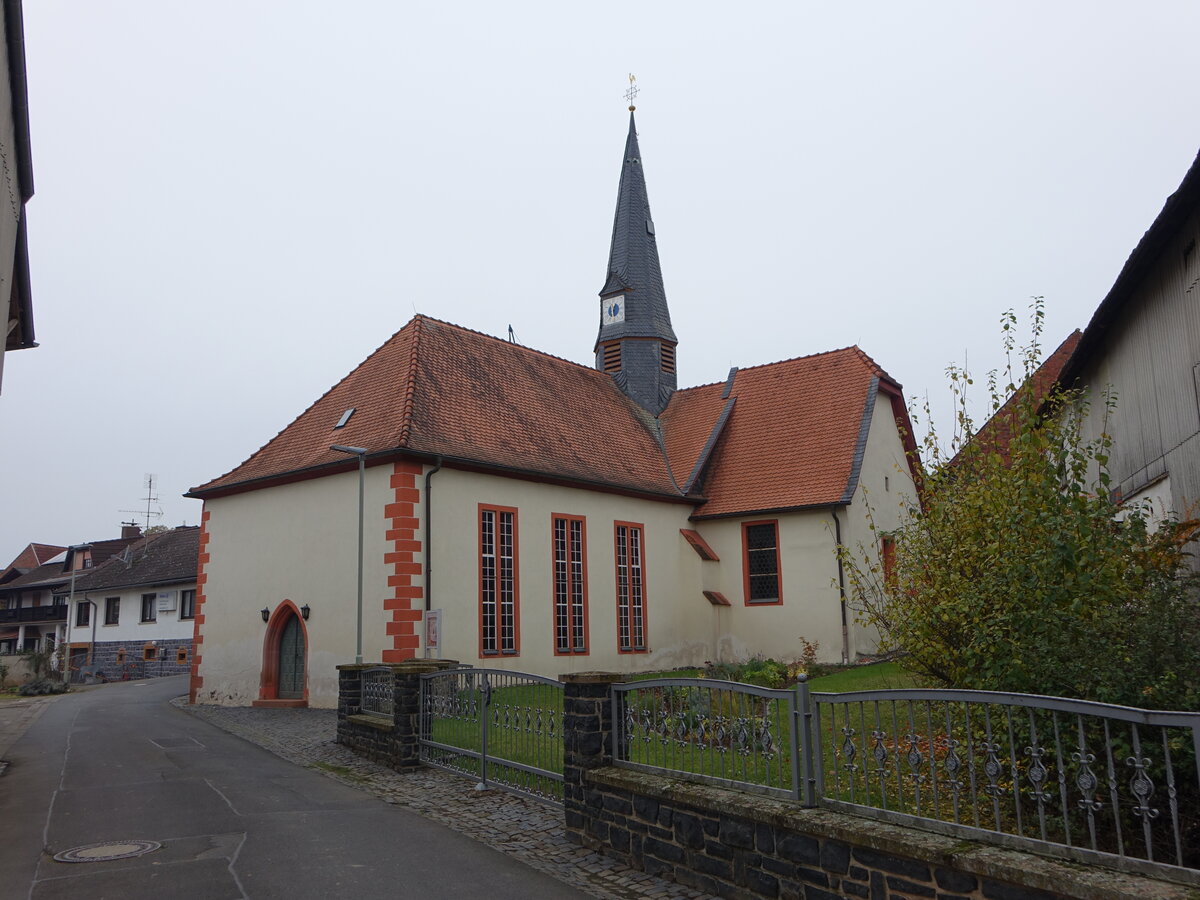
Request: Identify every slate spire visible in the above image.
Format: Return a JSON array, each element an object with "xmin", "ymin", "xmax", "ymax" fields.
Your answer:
[{"xmin": 595, "ymin": 111, "xmax": 678, "ymax": 416}]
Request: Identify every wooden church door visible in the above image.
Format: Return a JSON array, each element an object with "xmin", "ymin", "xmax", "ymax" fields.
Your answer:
[{"xmin": 277, "ymin": 615, "xmax": 305, "ymax": 699}]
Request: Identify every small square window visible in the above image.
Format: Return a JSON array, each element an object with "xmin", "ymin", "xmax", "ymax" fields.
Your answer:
[
  {"xmin": 176, "ymin": 648, "xmax": 189, "ymax": 665},
  {"xmin": 143, "ymin": 645, "xmax": 158, "ymax": 661}
]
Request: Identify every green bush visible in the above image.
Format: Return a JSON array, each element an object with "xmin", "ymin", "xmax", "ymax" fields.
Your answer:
[
  {"xmin": 843, "ymin": 302, "xmax": 1200, "ymax": 710},
  {"xmin": 18, "ymin": 678, "xmax": 69, "ymax": 696}
]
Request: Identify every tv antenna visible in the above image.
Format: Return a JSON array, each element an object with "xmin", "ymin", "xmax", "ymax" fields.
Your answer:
[{"xmin": 119, "ymin": 473, "xmax": 164, "ymax": 530}]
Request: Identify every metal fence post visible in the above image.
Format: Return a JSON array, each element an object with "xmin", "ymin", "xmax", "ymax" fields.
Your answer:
[
  {"xmin": 796, "ymin": 674, "xmax": 816, "ymax": 807},
  {"xmin": 476, "ymin": 672, "xmax": 491, "ymax": 790}
]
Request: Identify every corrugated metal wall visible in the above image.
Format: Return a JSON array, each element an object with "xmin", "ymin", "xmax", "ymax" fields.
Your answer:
[{"xmin": 1074, "ymin": 207, "xmax": 1200, "ymax": 524}]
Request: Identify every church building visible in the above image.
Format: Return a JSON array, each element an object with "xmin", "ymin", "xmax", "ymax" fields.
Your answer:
[{"xmin": 187, "ymin": 110, "xmax": 918, "ymax": 708}]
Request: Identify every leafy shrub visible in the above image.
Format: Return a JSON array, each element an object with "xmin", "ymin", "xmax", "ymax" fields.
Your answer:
[
  {"xmin": 18, "ymin": 678, "xmax": 69, "ymax": 696},
  {"xmin": 842, "ymin": 302, "xmax": 1200, "ymax": 710},
  {"xmin": 738, "ymin": 657, "xmax": 788, "ymax": 689}
]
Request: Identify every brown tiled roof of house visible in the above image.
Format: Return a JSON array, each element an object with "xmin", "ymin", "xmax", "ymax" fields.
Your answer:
[
  {"xmin": 956, "ymin": 330, "xmax": 1083, "ymax": 466},
  {"xmin": 0, "ymin": 537, "xmax": 142, "ymax": 593},
  {"xmin": 68, "ymin": 527, "xmax": 200, "ymax": 593},
  {"xmin": 190, "ymin": 317, "xmax": 915, "ymax": 519},
  {"xmin": 190, "ymin": 316, "xmax": 683, "ymax": 499},
  {"xmin": 679, "ymin": 347, "xmax": 912, "ymax": 519},
  {"xmin": 1, "ymin": 542, "xmax": 67, "ymax": 583}
]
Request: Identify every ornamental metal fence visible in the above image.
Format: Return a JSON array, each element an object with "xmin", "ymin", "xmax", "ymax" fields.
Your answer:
[
  {"xmin": 360, "ymin": 666, "xmax": 394, "ymax": 719},
  {"xmin": 612, "ymin": 678, "xmax": 808, "ymax": 803},
  {"xmin": 611, "ymin": 677, "xmax": 1200, "ymax": 886},
  {"xmin": 419, "ymin": 668, "xmax": 564, "ymax": 805}
]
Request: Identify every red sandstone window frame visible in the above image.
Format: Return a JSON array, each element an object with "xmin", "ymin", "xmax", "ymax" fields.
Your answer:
[
  {"xmin": 881, "ymin": 534, "xmax": 897, "ymax": 587},
  {"xmin": 614, "ymin": 521, "xmax": 648, "ymax": 653},
  {"xmin": 742, "ymin": 520, "xmax": 783, "ymax": 605},
  {"xmin": 478, "ymin": 504, "xmax": 520, "ymax": 657},
  {"xmin": 551, "ymin": 513, "xmax": 589, "ymax": 656}
]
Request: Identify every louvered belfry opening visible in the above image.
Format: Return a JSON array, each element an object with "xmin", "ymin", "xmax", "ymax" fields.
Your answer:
[
  {"xmin": 601, "ymin": 342, "xmax": 621, "ymax": 373},
  {"xmin": 593, "ymin": 111, "xmax": 678, "ymax": 416},
  {"xmin": 660, "ymin": 343, "xmax": 676, "ymax": 374}
]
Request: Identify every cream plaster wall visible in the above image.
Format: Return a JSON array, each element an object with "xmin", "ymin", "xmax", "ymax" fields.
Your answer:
[
  {"xmin": 683, "ymin": 514, "xmax": 848, "ymax": 667},
  {"xmin": 428, "ymin": 468, "xmax": 707, "ymax": 678},
  {"xmin": 196, "ymin": 391, "xmax": 915, "ymax": 708},
  {"xmin": 194, "ymin": 465, "xmax": 400, "ymax": 706},
  {"xmin": 840, "ymin": 392, "xmax": 919, "ymax": 658}
]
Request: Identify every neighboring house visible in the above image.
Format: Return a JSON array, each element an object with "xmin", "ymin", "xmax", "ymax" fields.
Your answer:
[
  {"xmin": 0, "ymin": 542, "xmax": 66, "ymax": 585},
  {"xmin": 0, "ymin": 531, "xmax": 141, "ymax": 656},
  {"xmin": 0, "ymin": 0, "xmax": 34, "ymax": 393},
  {"xmin": 56, "ymin": 526, "xmax": 200, "ymax": 680},
  {"xmin": 1058, "ymin": 149, "xmax": 1200, "ymax": 530},
  {"xmin": 187, "ymin": 111, "xmax": 919, "ymax": 708}
]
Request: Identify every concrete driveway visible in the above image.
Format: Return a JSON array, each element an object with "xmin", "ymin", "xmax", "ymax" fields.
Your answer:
[{"xmin": 0, "ymin": 675, "xmax": 592, "ymax": 900}]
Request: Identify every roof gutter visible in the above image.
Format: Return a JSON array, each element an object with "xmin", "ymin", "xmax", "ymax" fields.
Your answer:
[
  {"xmin": 830, "ymin": 508, "xmax": 850, "ymax": 666},
  {"xmin": 423, "ymin": 456, "xmax": 442, "ymax": 619},
  {"xmin": 188, "ymin": 448, "xmax": 696, "ymax": 506}
]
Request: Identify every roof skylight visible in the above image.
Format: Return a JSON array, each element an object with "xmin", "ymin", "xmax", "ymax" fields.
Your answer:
[{"xmin": 334, "ymin": 408, "xmax": 355, "ymax": 429}]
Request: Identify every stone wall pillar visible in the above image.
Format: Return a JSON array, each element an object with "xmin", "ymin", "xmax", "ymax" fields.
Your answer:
[
  {"xmin": 389, "ymin": 659, "xmax": 457, "ymax": 767},
  {"xmin": 561, "ymin": 671, "xmax": 619, "ymax": 845},
  {"xmin": 336, "ymin": 659, "xmax": 458, "ymax": 770}
]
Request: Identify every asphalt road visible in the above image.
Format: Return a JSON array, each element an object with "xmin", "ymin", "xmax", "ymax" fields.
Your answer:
[{"xmin": 0, "ymin": 676, "xmax": 591, "ymax": 900}]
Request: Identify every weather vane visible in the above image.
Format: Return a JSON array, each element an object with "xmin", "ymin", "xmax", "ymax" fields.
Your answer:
[{"xmin": 625, "ymin": 73, "xmax": 639, "ymax": 111}]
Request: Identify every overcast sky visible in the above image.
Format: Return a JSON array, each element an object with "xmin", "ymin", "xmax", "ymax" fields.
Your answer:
[{"xmin": 3, "ymin": 1, "xmax": 1200, "ymax": 563}]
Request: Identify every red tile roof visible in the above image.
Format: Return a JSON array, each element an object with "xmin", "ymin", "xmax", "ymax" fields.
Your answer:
[
  {"xmin": 5, "ymin": 542, "xmax": 66, "ymax": 572},
  {"xmin": 675, "ymin": 347, "xmax": 909, "ymax": 518},
  {"xmin": 191, "ymin": 317, "xmax": 682, "ymax": 499},
  {"xmin": 955, "ymin": 330, "xmax": 1083, "ymax": 466},
  {"xmin": 191, "ymin": 317, "xmax": 915, "ymax": 519}
]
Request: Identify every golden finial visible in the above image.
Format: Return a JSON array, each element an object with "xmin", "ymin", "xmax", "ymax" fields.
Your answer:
[{"xmin": 625, "ymin": 73, "xmax": 639, "ymax": 111}]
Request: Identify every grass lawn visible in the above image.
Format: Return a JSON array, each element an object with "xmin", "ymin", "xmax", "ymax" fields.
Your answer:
[
  {"xmin": 629, "ymin": 660, "xmax": 922, "ymax": 693},
  {"xmin": 806, "ymin": 661, "xmax": 922, "ymax": 692}
]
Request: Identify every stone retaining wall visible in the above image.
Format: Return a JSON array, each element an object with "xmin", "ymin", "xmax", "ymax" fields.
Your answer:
[{"xmin": 85, "ymin": 638, "xmax": 193, "ymax": 680}]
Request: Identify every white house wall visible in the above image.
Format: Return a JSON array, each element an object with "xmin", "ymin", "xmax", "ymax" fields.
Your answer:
[{"xmin": 66, "ymin": 585, "xmax": 197, "ymax": 645}]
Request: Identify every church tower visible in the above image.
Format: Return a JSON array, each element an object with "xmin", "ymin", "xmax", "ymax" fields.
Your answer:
[{"xmin": 594, "ymin": 106, "xmax": 678, "ymax": 416}]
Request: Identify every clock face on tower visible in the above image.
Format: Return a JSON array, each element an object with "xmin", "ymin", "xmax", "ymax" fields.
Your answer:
[{"xmin": 602, "ymin": 295, "xmax": 625, "ymax": 325}]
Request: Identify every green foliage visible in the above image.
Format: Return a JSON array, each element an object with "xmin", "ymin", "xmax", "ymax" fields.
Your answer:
[
  {"xmin": 844, "ymin": 300, "xmax": 1200, "ymax": 710},
  {"xmin": 18, "ymin": 678, "xmax": 69, "ymax": 696},
  {"xmin": 20, "ymin": 647, "xmax": 54, "ymax": 680}
]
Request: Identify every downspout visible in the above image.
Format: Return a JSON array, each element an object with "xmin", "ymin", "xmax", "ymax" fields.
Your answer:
[
  {"xmin": 423, "ymin": 457, "xmax": 443, "ymax": 656},
  {"xmin": 830, "ymin": 508, "xmax": 850, "ymax": 665}
]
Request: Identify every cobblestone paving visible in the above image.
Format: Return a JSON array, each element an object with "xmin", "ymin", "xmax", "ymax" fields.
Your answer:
[{"xmin": 175, "ymin": 700, "xmax": 715, "ymax": 900}]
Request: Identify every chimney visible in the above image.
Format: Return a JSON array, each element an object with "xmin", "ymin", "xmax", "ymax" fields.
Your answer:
[{"xmin": 121, "ymin": 523, "xmax": 142, "ymax": 540}]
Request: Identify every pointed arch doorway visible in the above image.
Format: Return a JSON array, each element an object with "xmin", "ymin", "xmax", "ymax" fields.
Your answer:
[{"xmin": 254, "ymin": 601, "xmax": 309, "ymax": 708}]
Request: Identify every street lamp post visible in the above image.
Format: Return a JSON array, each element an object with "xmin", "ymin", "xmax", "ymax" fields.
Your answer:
[{"xmin": 331, "ymin": 445, "xmax": 367, "ymax": 664}]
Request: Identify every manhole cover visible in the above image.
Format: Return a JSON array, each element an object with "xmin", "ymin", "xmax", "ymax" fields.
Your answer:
[{"xmin": 54, "ymin": 840, "xmax": 162, "ymax": 863}]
